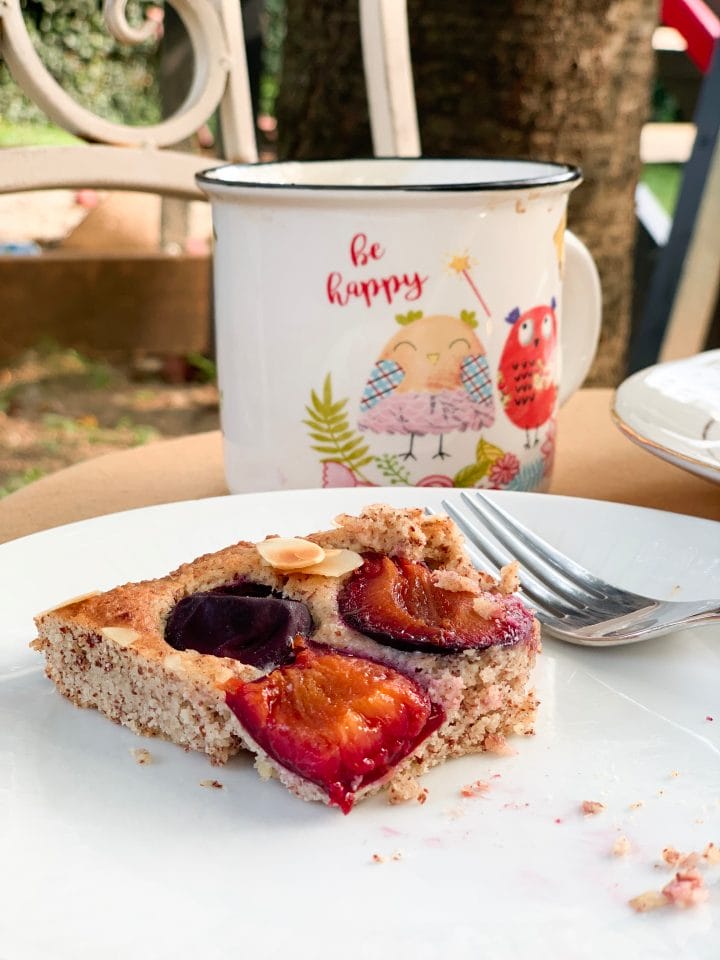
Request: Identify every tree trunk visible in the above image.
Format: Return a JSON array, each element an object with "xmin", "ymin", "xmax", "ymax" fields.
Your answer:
[{"xmin": 276, "ymin": 0, "xmax": 657, "ymax": 385}]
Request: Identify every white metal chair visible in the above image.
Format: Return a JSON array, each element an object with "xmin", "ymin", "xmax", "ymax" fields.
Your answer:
[{"xmin": 0, "ymin": 0, "xmax": 420, "ymax": 199}]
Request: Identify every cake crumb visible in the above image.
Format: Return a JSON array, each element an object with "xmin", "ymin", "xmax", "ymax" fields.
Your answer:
[
  {"xmin": 662, "ymin": 868, "xmax": 708, "ymax": 907},
  {"xmin": 612, "ymin": 835, "xmax": 631, "ymax": 857},
  {"xmin": 461, "ymin": 779, "xmax": 490, "ymax": 798},
  {"xmin": 581, "ymin": 800, "xmax": 606, "ymax": 816},
  {"xmin": 703, "ymin": 842, "xmax": 720, "ymax": 865},
  {"xmin": 670, "ymin": 770, "xmax": 679, "ymax": 778},
  {"xmin": 130, "ymin": 748, "xmax": 153, "ymax": 766},
  {"xmin": 255, "ymin": 758, "xmax": 274, "ymax": 781},
  {"xmin": 432, "ymin": 569, "xmax": 479, "ymax": 595},
  {"xmin": 629, "ymin": 890, "xmax": 668, "ymax": 913},
  {"xmin": 629, "ymin": 800, "xmax": 644, "ymax": 810},
  {"xmin": 200, "ymin": 779, "xmax": 224, "ymax": 789},
  {"xmin": 387, "ymin": 775, "xmax": 427, "ymax": 806},
  {"xmin": 498, "ymin": 561, "xmax": 520, "ymax": 596},
  {"xmin": 661, "ymin": 846, "xmax": 681, "ymax": 866},
  {"xmin": 472, "ymin": 595, "xmax": 501, "ymax": 619},
  {"xmin": 371, "ymin": 853, "xmax": 386, "ymax": 864},
  {"xmin": 391, "ymin": 851, "xmax": 403, "ymax": 861},
  {"xmin": 483, "ymin": 733, "xmax": 517, "ymax": 756}
]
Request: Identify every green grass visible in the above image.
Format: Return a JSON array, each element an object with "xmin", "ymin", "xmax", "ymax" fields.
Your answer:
[
  {"xmin": 0, "ymin": 120, "xmax": 80, "ymax": 148},
  {"xmin": 0, "ymin": 467, "xmax": 45, "ymax": 498},
  {"xmin": 640, "ymin": 163, "xmax": 682, "ymax": 216}
]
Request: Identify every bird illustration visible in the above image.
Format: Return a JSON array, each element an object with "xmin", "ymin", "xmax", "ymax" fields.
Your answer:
[
  {"xmin": 498, "ymin": 299, "xmax": 558, "ymax": 447},
  {"xmin": 358, "ymin": 311, "xmax": 495, "ymax": 460}
]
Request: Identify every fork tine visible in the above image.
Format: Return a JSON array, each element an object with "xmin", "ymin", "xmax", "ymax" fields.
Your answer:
[
  {"xmin": 441, "ymin": 500, "xmax": 594, "ymax": 624},
  {"xmin": 461, "ymin": 492, "xmax": 645, "ymax": 616}
]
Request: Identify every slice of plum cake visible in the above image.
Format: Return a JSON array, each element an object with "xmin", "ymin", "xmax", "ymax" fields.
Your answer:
[{"xmin": 32, "ymin": 504, "xmax": 540, "ymax": 812}]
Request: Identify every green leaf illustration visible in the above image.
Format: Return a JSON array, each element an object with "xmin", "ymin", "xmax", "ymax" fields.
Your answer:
[
  {"xmin": 453, "ymin": 462, "xmax": 490, "ymax": 488},
  {"xmin": 475, "ymin": 437, "xmax": 504, "ymax": 468},
  {"xmin": 453, "ymin": 436, "xmax": 506, "ymax": 487},
  {"xmin": 303, "ymin": 373, "xmax": 372, "ymax": 480},
  {"xmin": 395, "ymin": 310, "xmax": 423, "ymax": 326},
  {"xmin": 460, "ymin": 309, "xmax": 478, "ymax": 328},
  {"xmin": 374, "ymin": 453, "xmax": 411, "ymax": 486}
]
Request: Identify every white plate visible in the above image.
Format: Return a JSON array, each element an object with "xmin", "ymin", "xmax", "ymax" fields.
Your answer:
[
  {"xmin": 1, "ymin": 488, "xmax": 719, "ymax": 960},
  {"xmin": 613, "ymin": 350, "xmax": 720, "ymax": 483}
]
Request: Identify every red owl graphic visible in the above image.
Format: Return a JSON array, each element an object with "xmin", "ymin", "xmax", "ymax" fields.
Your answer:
[{"xmin": 498, "ymin": 299, "xmax": 558, "ymax": 447}]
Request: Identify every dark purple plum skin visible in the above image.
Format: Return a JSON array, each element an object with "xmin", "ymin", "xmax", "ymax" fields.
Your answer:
[{"xmin": 164, "ymin": 582, "xmax": 312, "ymax": 669}]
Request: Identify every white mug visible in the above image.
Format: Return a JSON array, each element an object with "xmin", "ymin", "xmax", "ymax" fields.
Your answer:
[{"xmin": 198, "ymin": 158, "xmax": 601, "ymax": 493}]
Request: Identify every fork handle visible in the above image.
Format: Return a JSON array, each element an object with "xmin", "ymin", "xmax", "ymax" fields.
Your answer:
[{"xmin": 592, "ymin": 599, "xmax": 720, "ymax": 642}]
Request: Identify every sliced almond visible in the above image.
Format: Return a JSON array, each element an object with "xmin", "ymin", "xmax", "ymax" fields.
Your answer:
[
  {"xmin": 298, "ymin": 548, "xmax": 364, "ymax": 578},
  {"xmin": 163, "ymin": 652, "xmax": 187, "ymax": 676},
  {"xmin": 255, "ymin": 537, "xmax": 325, "ymax": 571},
  {"xmin": 100, "ymin": 626, "xmax": 139, "ymax": 648},
  {"xmin": 37, "ymin": 590, "xmax": 101, "ymax": 616}
]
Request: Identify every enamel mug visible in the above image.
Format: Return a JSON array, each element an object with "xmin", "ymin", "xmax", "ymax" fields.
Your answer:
[{"xmin": 197, "ymin": 158, "xmax": 601, "ymax": 493}]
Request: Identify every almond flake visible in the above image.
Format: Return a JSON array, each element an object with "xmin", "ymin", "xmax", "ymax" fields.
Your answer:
[
  {"xmin": 37, "ymin": 590, "xmax": 100, "ymax": 616},
  {"xmin": 298, "ymin": 548, "xmax": 364, "ymax": 578},
  {"xmin": 100, "ymin": 626, "xmax": 139, "ymax": 648},
  {"xmin": 256, "ymin": 537, "xmax": 325, "ymax": 571}
]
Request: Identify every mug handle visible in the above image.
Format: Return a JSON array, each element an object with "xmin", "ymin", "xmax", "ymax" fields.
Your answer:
[{"xmin": 559, "ymin": 230, "xmax": 602, "ymax": 404}]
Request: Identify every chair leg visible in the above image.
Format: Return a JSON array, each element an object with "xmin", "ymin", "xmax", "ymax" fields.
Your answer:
[{"xmin": 628, "ymin": 49, "xmax": 720, "ymax": 372}]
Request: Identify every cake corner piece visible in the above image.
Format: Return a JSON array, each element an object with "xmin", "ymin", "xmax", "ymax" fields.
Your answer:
[{"xmin": 32, "ymin": 503, "xmax": 541, "ymax": 812}]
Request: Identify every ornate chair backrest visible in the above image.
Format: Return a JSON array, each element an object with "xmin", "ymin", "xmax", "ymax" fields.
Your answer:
[{"xmin": 0, "ymin": 0, "xmax": 420, "ymax": 199}]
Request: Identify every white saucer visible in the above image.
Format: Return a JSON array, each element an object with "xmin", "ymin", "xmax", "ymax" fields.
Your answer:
[{"xmin": 613, "ymin": 350, "xmax": 720, "ymax": 483}]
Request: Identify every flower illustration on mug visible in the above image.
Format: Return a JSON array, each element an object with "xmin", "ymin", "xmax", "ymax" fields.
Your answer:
[
  {"xmin": 488, "ymin": 452, "xmax": 521, "ymax": 487},
  {"xmin": 540, "ymin": 420, "xmax": 557, "ymax": 478}
]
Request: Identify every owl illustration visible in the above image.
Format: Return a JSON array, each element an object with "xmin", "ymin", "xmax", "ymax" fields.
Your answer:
[
  {"xmin": 498, "ymin": 299, "xmax": 558, "ymax": 447},
  {"xmin": 358, "ymin": 311, "xmax": 495, "ymax": 460}
]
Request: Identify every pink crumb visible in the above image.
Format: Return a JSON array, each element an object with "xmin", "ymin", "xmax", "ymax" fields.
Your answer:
[
  {"xmin": 706, "ymin": 716, "xmax": 714, "ymax": 722},
  {"xmin": 662, "ymin": 868, "xmax": 709, "ymax": 907},
  {"xmin": 460, "ymin": 779, "xmax": 491, "ymax": 798},
  {"xmin": 554, "ymin": 818, "xmax": 563, "ymax": 824}
]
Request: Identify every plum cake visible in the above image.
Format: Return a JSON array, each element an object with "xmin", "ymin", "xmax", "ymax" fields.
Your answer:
[{"xmin": 32, "ymin": 504, "xmax": 540, "ymax": 812}]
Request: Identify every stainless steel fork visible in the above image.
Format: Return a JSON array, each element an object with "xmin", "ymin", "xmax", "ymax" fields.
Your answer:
[{"xmin": 441, "ymin": 491, "xmax": 720, "ymax": 646}]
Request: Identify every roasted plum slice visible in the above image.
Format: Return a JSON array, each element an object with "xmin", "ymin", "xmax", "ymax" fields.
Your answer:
[
  {"xmin": 338, "ymin": 553, "xmax": 533, "ymax": 653},
  {"xmin": 225, "ymin": 643, "xmax": 444, "ymax": 813},
  {"xmin": 165, "ymin": 582, "xmax": 312, "ymax": 669}
]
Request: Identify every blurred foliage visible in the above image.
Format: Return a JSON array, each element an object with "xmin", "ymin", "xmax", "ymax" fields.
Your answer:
[
  {"xmin": 0, "ymin": 466, "xmax": 45, "ymax": 498},
  {"xmin": 0, "ymin": 118, "xmax": 80, "ymax": 145},
  {"xmin": 259, "ymin": 0, "xmax": 286, "ymax": 116},
  {"xmin": 640, "ymin": 163, "xmax": 682, "ymax": 215},
  {"xmin": 650, "ymin": 81, "xmax": 682, "ymax": 123},
  {"xmin": 0, "ymin": 0, "xmax": 163, "ymax": 127}
]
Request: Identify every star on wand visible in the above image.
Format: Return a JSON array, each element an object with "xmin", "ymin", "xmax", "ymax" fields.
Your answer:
[{"xmin": 448, "ymin": 253, "xmax": 491, "ymax": 317}]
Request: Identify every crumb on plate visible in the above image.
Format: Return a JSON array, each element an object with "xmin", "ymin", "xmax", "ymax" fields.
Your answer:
[
  {"xmin": 612, "ymin": 835, "xmax": 631, "ymax": 857},
  {"xmin": 130, "ymin": 747, "xmax": 153, "ymax": 766},
  {"xmin": 662, "ymin": 869, "xmax": 709, "ymax": 907},
  {"xmin": 461, "ymin": 779, "xmax": 491, "ymax": 798},
  {"xmin": 581, "ymin": 800, "xmax": 606, "ymax": 816},
  {"xmin": 629, "ymin": 890, "xmax": 668, "ymax": 913},
  {"xmin": 199, "ymin": 779, "xmax": 224, "ymax": 789}
]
